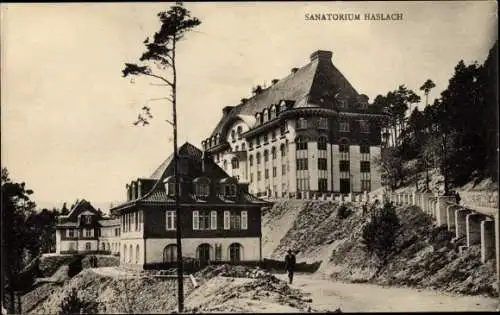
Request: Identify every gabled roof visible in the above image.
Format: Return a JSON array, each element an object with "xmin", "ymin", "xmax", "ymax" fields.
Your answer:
[
  {"xmin": 110, "ymin": 142, "xmax": 272, "ymax": 213},
  {"xmin": 57, "ymin": 199, "xmax": 101, "ymax": 223},
  {"xmin": 209, "ymin": 50, "xmax": 360, "ymax": 138},
  {"xmin": 150, "ymin": 142, "xmax": 228, "ymax": 181}
]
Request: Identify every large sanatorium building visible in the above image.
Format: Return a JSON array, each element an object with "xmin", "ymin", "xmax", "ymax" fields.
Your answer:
[{"xmin": 202, "ymin": 50, "xmax": 386, "ymax": 198}]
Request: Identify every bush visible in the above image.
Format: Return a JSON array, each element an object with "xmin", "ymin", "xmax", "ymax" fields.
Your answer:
[
  {"xmin": 362, "ymin": 202, "xmax": 400, "ymax": 262},
  {"xmin": 337, "ymin": 204, "xmax": 353, "ymax": 220},
  {"xmin": 58, "ymin": 287, "xmax": 98, "ymax": 315}
]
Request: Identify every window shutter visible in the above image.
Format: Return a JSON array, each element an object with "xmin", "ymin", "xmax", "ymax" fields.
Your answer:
[
  {"xmin": 241, "ymin": 211, "xmax": 248, "ymax": 230},
  {"xmin": 224, "ymin": 211, "xmax": 230, "ymax": 230},
  {"xmin": 210, "ymin": 211, "xmax": 217, "ymax": 230},
  {"xmin": 193, "ymin": 211, "xmax": 199, "ymax": 230}
]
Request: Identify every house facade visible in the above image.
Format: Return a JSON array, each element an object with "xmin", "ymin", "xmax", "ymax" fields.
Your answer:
[
  {"xmin": 55, "ymin": 200, "xmax": 120, "ymax": 255},
  {"xmin": 202, "ymin": 50, "xmax": 386, "ymax": 198},
  {"xmin": 110, "ymin": 142, "xmax": 271, "ymax": 270}
]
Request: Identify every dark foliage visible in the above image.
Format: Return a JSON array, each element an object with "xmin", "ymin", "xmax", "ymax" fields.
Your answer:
[{"xmin": 362, "ymin": 202, "xmax": 400, "ymax": 262}]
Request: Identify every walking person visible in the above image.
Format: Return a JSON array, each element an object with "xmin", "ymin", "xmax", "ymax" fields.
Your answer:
[{"xmin": 284, "ymin": 249, "xmax": 296, "ymax": 285}]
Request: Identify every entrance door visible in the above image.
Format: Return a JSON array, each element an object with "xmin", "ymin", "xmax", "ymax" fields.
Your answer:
[
  {"xmin": 340, "ymin": 179, "xmax": 350, "ymax": 194},
  {"xmin": 197, "ymin": 244, "xmax": 211, "ymax": 267},
  {"xmin": 229, "ymin": 243, "xmax": 241, "ymax": 263}
]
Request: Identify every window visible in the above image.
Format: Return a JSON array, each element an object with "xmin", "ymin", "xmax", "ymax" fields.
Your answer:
[
  {"xmin": 340, "ymin": 161, "xmax": 350, "ymax": 172},
  {"xmin": 296, "ymin": 137, "xmax": 308, "ymax": 150},
  {"xmin": 84, "ymin": 228, "xmax": 92, "ymax": 237},
  {"xmin": 195, "ymin": 182, "xmax": 210, "ymax": 197},
  {"xmin": 271, "ymin": 147, "xmax": 277, "ymax": 160},
  {"xmin": 166, "ymin": 182, "xmax": 176, "ymax": 196},
  {"xmin": 339, "ymin": 121, "xmax": 350, "ymax": 132},
  {"xmin": 318, "ymin": 117, "xmax": 328, "ymax": 129},
  {"xmin": 136, "ymin": 245, "xmax": 140, "ymax": 264},
  {"xmin": 249, "ymin": 140, "xmax": 253, "ymax": 149},
  {"xmin": 166, "ymin": 211, "xmax": 176, "ymax": 230},
  {"xmin": 230, "ymin": 212, "xmax": 241, "ymax": 230},
  {"xmin": 210, "ymin": 211, "xmax": 217, "ymax": 230},
  {"xmin": 296, "ymin": 158, "xmax": 308, "ymax": 170},
  {"xmin": 339, "ymin": 139, "xmax": 350, "ymax": 153},
  {"xmin": 359, "ymin": 120, "xmax": 370, "ymax": 133},
  {"xmin": 85, "ymin": 242, "xmax": 91, "ymax": 250},
  {"xmin": 265, "ymin": 169, "xmax": 269, "ymax": 179},
  {"xmin": 115, "ymin": 228, "xmax": 119, "ymax": 237},
  {"xmin": 256, "ymin": 153, "xmax": 261, "ymax": 165},
  {"xmin": 271, "ymin": 131, "xmax": 276, "ymax": 140},
  {"xmin": 272, "ymin": 167, "xmax": 277, "ymax": 177},
  {"xmin": 264, "ymin": 150, "xmax": 269, "ymax": 162},
  {"xmin": 224, "ymin": 211, "xmax": 230, "ymax": 230},
  {"xmin": 256, "ymin": 137, "xmax": 261, "ymax": 146},
  {"xmin": 338, "ymin": 99, "xmax": 347, "ymax": 109},
  {"xmin": 215, "ymin": 244, "xmax": 222, "ymax": 261},
  {"xmin": 257, "ymin": 171, "xmax": 261, "ymax": 181},
  {"xmin": 282, "ymin": 164, "xmax": 287, "ymax": 175},
  {"xmin": 318, "ymin": 137, "xmax": 327, "ymax": 150},
  {"xmin": 231, "ymin": 158, "xmax": 239, "ymax": 169},
  {"xmin": 361, "ymin": 161, "xmax": 371, "ymax": 173},
  {"xmin": 163, "ymin": 245, "xmax": 177, "ymax": 263},
  {"xmin": 231, "ymin": 129, "xmax": 236, "ymax": 141},
  {"xmin": 360, "ymin": 143, "xmax": 370, "ymax": 153},
  {"xmin": 263, "ymin": 109, "xmax": 269, "ymax": 123},
  {"xmin": 235, "ymin": 145, "xmax": 239, "ymax": 151},
  {"xmin": 361, "ymin": 180, "xmax": 371, "ymax": 191},
  {"xmin": 250, "ymin": 173, "xmax": 253, "ymax": 183},
  {"xmin": 280, "ymin": 123, "xmax": 287, "ymax": 135},
  {"xmin": 129, "ymin": 245, "xmax": 133, "ymax": 263},
  {"xmin": 262, "ymin": 134, "xmax": 268, "ymax": 144},
  {"xmin": 237, "ymin": 126, "xmax": 243, "ymax": 139},
  {"xmin": 318, "ymin": 179, "xmax": 328, "ymax": 192},
  {"xmin": 242, "ymin": 143, "xmax": 246, "ymax": 150},
  {"xmin": 198, "ymin": 210, "xmax": 211, "ymax": 230},
  {"xmin": 224, "ymin": 184, "xmax": 237, "ymax": 196},
  {"xmin": 280, "ymin": 144, "xmax": 286, "ymax": 157},
  {"xmin": 84, "ymin": 215, "xmax": 92, "ymax": 224},
  {"xmin": 249, "ymin": 155, "xmax": 253, "ymax": 166},
  {"xmin": 68, "ymin": 229, "xmax": 74, "ymax": 238},
  {"xmin": 223, "ymin": 160, "xmax": 227, "ymax": 170},
  {"xmin": 297, "ymin": 117, "xmax": 307, "ymax": 129},
  {"xmin": 297, "ymin": 178, "xmax": 310, "ymax": 191},
  {"xmin": 318, "ymin": 158, "xmax": 328, "ymax": 170},
  {"xmin": 193, "ymin": 211, "xmax": 199, "ymax": 230},
  {"xmin": 241, "ymin": 211, "xmax": 248, "ymax": 230}
]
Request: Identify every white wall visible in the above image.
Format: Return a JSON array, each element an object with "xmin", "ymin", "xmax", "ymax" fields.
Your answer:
[
  {"xmin": 145, "ymin": 237, "xmax": 261, "ymax": 264},
  {"xmin": 370, "ymin": 146, "xmax": 382, "ymax": 191},
  {"xmin": 56, "ymin": 230, "xmax": 62, "ymax": 254}
]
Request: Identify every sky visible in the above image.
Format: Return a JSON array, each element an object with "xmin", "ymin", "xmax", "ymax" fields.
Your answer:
[{"xmin": 1, "ymin": 1, "xmax": 497, "ymax": 211}]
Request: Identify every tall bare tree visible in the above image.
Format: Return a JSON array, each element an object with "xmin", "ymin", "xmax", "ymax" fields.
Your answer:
[{"xmin": 122, "ymin": 2, "xmax": 201, "ymax": 312}]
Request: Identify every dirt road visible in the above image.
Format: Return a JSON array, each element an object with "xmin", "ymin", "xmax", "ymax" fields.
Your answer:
[{"xmin": 276, "ymin": 273, "xmax": 498, "ymax": 312}]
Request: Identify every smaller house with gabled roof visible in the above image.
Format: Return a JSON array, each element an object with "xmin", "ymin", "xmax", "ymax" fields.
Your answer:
[
  {"xmin": 110, "ymin": 142, "xmax": 272, "ymax": 270},
  {"xmin": 55, "ymin": 200, "xmax": 120, "ymax": 255}
]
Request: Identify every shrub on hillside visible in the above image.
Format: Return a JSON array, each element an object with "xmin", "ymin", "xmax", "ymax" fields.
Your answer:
[
  {"xmin": 362, "ymin": 202, "xmax": 400, "ymax": 262},
  {"xmin": 337, "ymin": 204, "xmax": 353, "ymax": 220},
  {"xmin": 58, "ymin": 287, "xmax": 98, "ymax": 315}
]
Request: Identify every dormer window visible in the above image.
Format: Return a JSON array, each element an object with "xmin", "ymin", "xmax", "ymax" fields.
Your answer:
[
  {"xmin": 318, "ymin": 117, "xmax": 328, "ymax": 129},
  {"xmin": 225, "ymin": 184, "xmax": 237, "ymax": 197},
  {"xmin": 193, "ymin": 177, "xmax": 210, "ymax": 197},
  {"xmin": 237, "ymin": 126, "xmax": 243, "ymax": 139},
  {"xmin": 338, "ymin": 99, "xmax": 348, "ymax": 109},
  {"xmin": 270, "ymin": 106, "xmax": 276, "ymax": 119},
  {"xmin": 84, "ymin": 215, "xmax": 92, "ymax": 224},
  {"xmin": 297, "ymin": 117, "xmax": 307, "ymax": 129},
  {"xmin": 231, "ymin": 130, "xmax": 236, "ymax": 141},
  {"xmin": 263, "ymin": 109, "xmax": 269, "ymax": 123},
  {"xmin": 164, "ymin": 176, "xmax": 181, "ymax": 196}
]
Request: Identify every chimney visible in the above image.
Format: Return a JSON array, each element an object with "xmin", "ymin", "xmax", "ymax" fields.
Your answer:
[
  {"xmin": 126, "ymin": 184, "xmax": 130, "ymax": 201},
  {"xmin": 271, "ymin": 79, "xmax": 279, "ymax": 85},
  {"xmin": 291, "ymin": 67, "xmax": 299, "ymax": 74},
  {"xmin": 137, "ymin": 180, "xmax": 142, "ymax": 198},
  {"xmin": 252, "ymin": 85, "xmax": 263, "ymax": 95},
  {"xmin": 201, "ymin": 151, "xmax": 211, "ymax": 174},
  {"xmin": 310, "ymin": 50, "xmax": 333, "ymax": 62},
  {"xmin": 222, "ymin": 106, "xmax": 234, "ymax": 116},
  {"xmin": 131, "ymin": 182, "xmax": 137, "ymax": 200}
]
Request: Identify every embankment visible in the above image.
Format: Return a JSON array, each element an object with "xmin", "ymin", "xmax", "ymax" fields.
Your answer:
[{"xmin": 263, "ymin": 200, "xmax": 498, "ymax": 297}]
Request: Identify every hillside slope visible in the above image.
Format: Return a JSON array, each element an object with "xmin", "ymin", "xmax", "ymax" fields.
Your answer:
[{"xmin": 262, "ymin": 200, "xmax": 497, "ymax": 297}]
